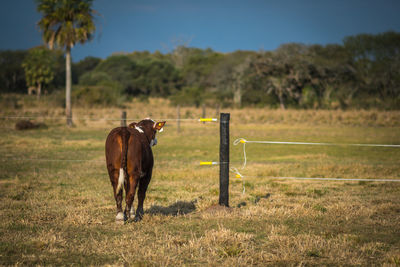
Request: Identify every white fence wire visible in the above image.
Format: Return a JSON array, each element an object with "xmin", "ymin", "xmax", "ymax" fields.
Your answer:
[{"xmin": 231, "ymin": 137, "xmax": 400, "ymax": 193}]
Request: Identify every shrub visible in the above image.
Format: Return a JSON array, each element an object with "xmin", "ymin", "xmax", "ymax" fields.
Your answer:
[
  {"xmin": 78, "ymin": 71, "xmax": 113, "ymax": 86},
  {"xmin": 72, "ymin": 80, "xmax": 125, "ymax": 107},
  {"xmin": 169, "ymin": 87, "xmax": 205, "ymax": 107}
]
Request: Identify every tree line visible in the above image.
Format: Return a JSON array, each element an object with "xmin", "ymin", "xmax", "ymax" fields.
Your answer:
[{"xmin": 1, "ymin": 31, "xmax": 399, "ymax": 109}]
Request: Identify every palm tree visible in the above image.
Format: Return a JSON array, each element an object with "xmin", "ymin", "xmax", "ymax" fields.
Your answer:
[{"xmin": 37, "ymin": 0, "xmax": 96, "ymax": 126}]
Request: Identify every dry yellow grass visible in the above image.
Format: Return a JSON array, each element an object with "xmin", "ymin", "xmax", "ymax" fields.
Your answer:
[{"xmin": 0, "ymin": 97, "xmax": 399, "ymax": 265}]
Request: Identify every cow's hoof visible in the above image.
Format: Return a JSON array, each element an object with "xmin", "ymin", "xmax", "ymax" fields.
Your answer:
[{"xmin": 133, "ymin": 215, "xmax": 142, "ymax": 222}]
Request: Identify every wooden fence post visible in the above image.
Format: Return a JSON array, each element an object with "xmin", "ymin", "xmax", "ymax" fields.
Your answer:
[
  {"xmin": 121, "ymin": 111, "xmax": 127, "ymax": 127},
  {"xmin": 219, "ymin": 113, "xmax": 230, "ymax": 207}
]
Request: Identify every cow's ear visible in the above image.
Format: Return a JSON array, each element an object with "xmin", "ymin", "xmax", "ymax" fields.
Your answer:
[
  {"xmin": 128, "ymin": 122, "xmax": 137, "ymax": 128},
  {"xmin": 154, "ymin": 121, "xmax": 166, "ymax": 132}
]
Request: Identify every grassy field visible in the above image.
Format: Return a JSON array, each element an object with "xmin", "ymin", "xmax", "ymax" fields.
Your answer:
[{"xmin": 1, "ymin": 98, "xmax": 400, "ymax": 266}]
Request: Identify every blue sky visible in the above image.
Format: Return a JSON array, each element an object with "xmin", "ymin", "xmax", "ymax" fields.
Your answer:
[{"xmin": 1, "ymin": 0, "xmax": 400, "ymax": 61}]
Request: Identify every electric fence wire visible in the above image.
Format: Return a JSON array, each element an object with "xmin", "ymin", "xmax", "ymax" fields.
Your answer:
[{"xmin": 230, "ymin": 138, "xmax": 400, "ymax": 189}]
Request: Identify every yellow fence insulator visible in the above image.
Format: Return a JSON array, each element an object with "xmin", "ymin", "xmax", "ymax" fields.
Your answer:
[
  {"xmin": 200, "ymin": 161, "xmax": 218, "ymax": 165},
  {"xmin": 198, "ymin": 118, "xmax": 218, "ymax": 122}
]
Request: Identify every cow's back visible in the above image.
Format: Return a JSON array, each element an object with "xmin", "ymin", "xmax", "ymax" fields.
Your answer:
[
  {"xmin": 126, "ymin": 127, "xmax": 154, "ymax": 176},
  {"xmin": 105, "ymin": 127, "xmax": 129, "ymax": 171},
  {"xmin": 105, "ymin": 126, "xmax": 154, "ymax": 175}
]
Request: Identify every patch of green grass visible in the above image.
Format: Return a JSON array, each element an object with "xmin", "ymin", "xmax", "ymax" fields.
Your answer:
[
  {"xmin": 313, "ymin": 204, "xmax": 327, "ymax": 213},
  {"xmin": 307, "ymin": 188, "xmax": 329, "ymax": 198},
  {"xmin": 306, "ymin": 249, "xmax": 322, "ymax": 258},
  {"xmin": 284, "ymin": 191, "xmax": 305, "ymax": 197}
]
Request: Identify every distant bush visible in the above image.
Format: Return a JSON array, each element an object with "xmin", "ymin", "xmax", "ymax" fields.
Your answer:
[
  {"xmin": 169, "ymin": 87, "xmax": 204, "ymax": 107},
  {"xmin": 79, "ymin": 71, "xmax": 113, "ymax": 86},
  {"xmin": 72, "ymin": 81, "xmax": 125, "ymax": 107},
  {"xmin": 242, "ymin": 88, "xmax": 279, "ymax": 108},
  {"xmin": 72, "ymin": 56, "xmax": 101, "ymax": 84},
  {"xmin": 0, "ymin": 94, "xmax": 22, "ymax": 109},
  {"xmin": 47, "ymin": 89, "xmax": 66, "ymax": 107},
  {"xmin": 299, "ymin": 86, "xmax": 319, "ymax": 109},
  {"xmin": 15, "ymin": 120, "xmax": 47, "ymax": 130}
]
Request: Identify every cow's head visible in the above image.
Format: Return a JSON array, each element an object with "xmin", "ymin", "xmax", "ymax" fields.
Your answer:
[{"xmin": 129, "ymin": 119, "xmax": 166, "ymax": 146}]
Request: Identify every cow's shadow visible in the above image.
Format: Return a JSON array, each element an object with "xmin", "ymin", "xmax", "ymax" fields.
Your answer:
[{"xmin": 146, "ymin": 200, "xmax": 196, "ymax": 216}]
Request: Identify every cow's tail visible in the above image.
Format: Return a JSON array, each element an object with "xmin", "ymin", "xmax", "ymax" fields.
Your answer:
[
  {"xmin": 116, "ymin": 168, "xmax": 124, "ymax": 193},
  {"xmin": 116, "ymin": 127, "xmax": 129, "ymax": 193}
]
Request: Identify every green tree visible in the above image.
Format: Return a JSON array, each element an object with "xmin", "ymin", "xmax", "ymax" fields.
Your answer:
[
  {"xmin": 305, "ymin": 44, "xmax": 357, "ymax": 108},
  {"xmin": 180, "ymin": 48, "xmax": 224, "ymax": 88},
  {"xmin": 93, "ymin": 55, "xmax": 138, "ymax": 93},
  {"xmin": 90, "ymin": 55, "xmax": 181, "ymax": 98},
  {"xmin": 343, "ymin": 32, "xmax": 400, "ymax": 107},
  {"xmin": 251, "ymin": 47, "xmax": 305, "ymax": 109},
  {"xmin": 22, "ymin": 46, "xmax": 55, "ymax": 98},
  {"xmin": 72, "ymin": 56, "xmax": 101, "ymax": 84},
  {"xmin": 0, "ymin": 50, "xmax": 27, "ymax": 93},
  {"xmin": 37, "ymin": 0, "xmax": 97, "ymax": 126},
  {"xmin": 207, "ymin": 51, "xmax": 255, "ymax": 107},
  {"xmin": 48, "ymin": 49, "xmax": 66, "ymax": 91},
  {"xmin": 135, "ymin": 60, "xmax": 181, "ymax": 97}
]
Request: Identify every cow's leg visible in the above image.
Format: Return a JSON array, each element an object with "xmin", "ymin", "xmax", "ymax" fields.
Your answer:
[
  {"xmin": 130, "ymin": 206, "xmax": 135, "ymax": 218},
  {"xmin": 134, "ymin": 171, "xmax": 152, "ymax": 222},
  {"xmin": 110, "ymin": 169, "xmax": 124, "ymax": 222},
  {"xmin": 124, "ymin": 174, "xmax": 139, "ymax": 220}
]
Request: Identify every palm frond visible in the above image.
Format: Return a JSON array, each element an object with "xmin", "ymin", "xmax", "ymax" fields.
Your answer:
[{"xmin": 36, "ymin": 0, "xmax": 96, "ymax": 50}]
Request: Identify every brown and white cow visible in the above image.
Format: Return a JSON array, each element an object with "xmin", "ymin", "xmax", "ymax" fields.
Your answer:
[{"xmin": 105, "ymin": 118, "xmax": 166, "ymax": 222}]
